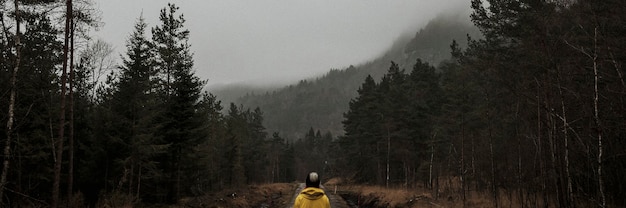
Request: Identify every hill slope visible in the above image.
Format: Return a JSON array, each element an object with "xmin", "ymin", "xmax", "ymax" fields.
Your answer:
[{"xmin": 215, "ymin": 13, "xmax": 481, "ymax": 140}]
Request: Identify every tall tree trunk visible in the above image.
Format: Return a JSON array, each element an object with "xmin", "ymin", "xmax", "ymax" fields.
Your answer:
[
  {"xmin": 607, "ymin": 49, "xmax": 625, "ymax": 91},
  {"xmin": 128, "ymin": 163, "xmax": 134, "ymax": 195},
  {"xmin": 470, "ymin": 125, "xmax": 476, "ymax": 191},
  {"xmin": 486, "ymin": 90, "xmax": 499, "ymax": 208},
  {"xmin": 556, "ymin": 66, "xmax": 573, "ymax": 208},
  {"xmin": 385, "ymin": 124, "xmax": 390, "ymax": 189},
  {"xmin": 0, "ymin": 0, "xmax": 20, "ymax": 204},
  {"xmin": 591, "ymin": 27, "xmax": 606, "ymax": 208},
  {"xmin": 536, "ymin": 78, "xmax": 548, "ymax": 208},
  {"xmin": 429, "ymin": 136, "xmax": 434, "ymax": 190},
  {"xmin": 548, "ymin": 110, "xmax": 561, "ymax": 208},
  {"xmin": 52, "ymin": 0, "xmax": 72, "ymax": 206},
  {"xmin": 515, "ymin": 101, "xmax": 524, "ymax": 208},
  {"xmin": 67, "ymin": 15, "xmax": 76, "ymax": 202},
  {"xmin": 136, "ymin": 164, "xmax": 142, "ymax": 199},
  {"xmin": 460, "ymin": 112, "xmax": 466, "ymax": 207}
]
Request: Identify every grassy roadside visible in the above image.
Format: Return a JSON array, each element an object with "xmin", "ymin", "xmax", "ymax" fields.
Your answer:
[
  {"xmin": 330, "ymin": 184, "xmax": 539, "ymax": 208},
  {"xmin": 174, "ymin": 183, "xmax": 296, "ymax": 208}
]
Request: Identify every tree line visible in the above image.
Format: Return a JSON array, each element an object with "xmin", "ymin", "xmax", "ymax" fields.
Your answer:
[
  {"xmin": 339, "ymin": 0, "xmax": 625, "ymax": 207},
  {"xmin": 0, "ymin": 1, "xmax": 299, "ymax": 206}
]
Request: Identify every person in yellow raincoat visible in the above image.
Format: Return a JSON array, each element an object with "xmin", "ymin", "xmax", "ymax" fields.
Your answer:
[{"xmin": 294, "ymin": 172, "xmax": 331, "ymax": 208}]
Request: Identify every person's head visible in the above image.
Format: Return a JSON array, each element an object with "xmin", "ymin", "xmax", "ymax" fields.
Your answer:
[{"xmin": 305, "ymin": 172, "xmax": 320, "ymax": 188}]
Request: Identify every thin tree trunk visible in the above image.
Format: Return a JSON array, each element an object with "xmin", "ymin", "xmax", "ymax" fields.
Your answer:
[
  {"xmin": 607, "ymin": 49, "xmax": 625, "ymax": 91},
  {"xmin": 52, "ymin": 0, "xmax": 72, "ymax": 206},
  {"xmin": 556, "ymin": 66, "xmax": 573, "ymax": 208},
  {"xmin": 471, "ymin": 133, "xmax": 476, "ymax": 191},
  {"xmin": 386, "ymin": 124, "xmax": 390, "ymax": 189},
  {"xmin": 591, "ymin": 27, "xmax": 606, "ymax": 208},
  {"xmin": 136, "ymin": 164, "xmax": 142, "ymax": 199},
  {"xmin": 536, "ymin": 78, "xmax": 548, "ymax": 208},
  {"xmin": 176, "ymin": 161, "xmax": 181, "ymax": 201},
  {"xmin": 429, "ymin": 138, "xmax": 434, "ymax": 190},
  {"xmin": 548, "ymin": 111, "xmax": 561, "ymax": 208},
  {"xmin": 461, "ymin": 112, "xmax": 466, "ymax": 207},
  {"xmin": 67, "ymin": 15, "xmax": 76, "ymax": 202},
  {"xmin": 129, "ymin": 163, "xmax": 134, "ymax": 195},
  {"xmin": 514, "ymin": 101, "xmax": 524, "ymax": 207},
  {"xmin": 486, "ymin": 91, "xmax": 498, "ymax": 208},
  {"xmin": 403, "ymin": 161, "xmax": 407, "ymax": 189},
  {"xmin": 0, "ymin": 0, "xmax": 20, "ymax": 204}
]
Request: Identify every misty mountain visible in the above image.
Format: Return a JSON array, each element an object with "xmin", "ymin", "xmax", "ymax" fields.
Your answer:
[{"xmin": 212, "ymin": 13, "xmax": 481, "ymax": 140}]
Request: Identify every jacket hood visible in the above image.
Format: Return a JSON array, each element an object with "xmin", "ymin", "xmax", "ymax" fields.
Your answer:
[{"xmin": 300, "ymin": 187, "xmax": 326, "ymax": 200}]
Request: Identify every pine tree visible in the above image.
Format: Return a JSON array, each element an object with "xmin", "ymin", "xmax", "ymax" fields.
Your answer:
[
  {"xmin": 194, "ymin": 92, "xmax": 225, "ymax": 190},
  {"xmin": 225, "ymin": 103, "xmax": 246, "ymax": 187},
  {"xmin": 107, "ymin": 15, "xmax": 166, "ymax": 200},
  {"xmin": 341, "ymin": 74, "xmax": 383, "ymax": 183},
  {"xmin": 242, "ymin": 107, "xmax": 268, "ymax": 183},
  {"xmin": 151, "ymin": 3, "xmax": 207, "ymax": 202},
  {"xmin": 152, "ymin": 3, "xmax": 192, "ymax": 96}
]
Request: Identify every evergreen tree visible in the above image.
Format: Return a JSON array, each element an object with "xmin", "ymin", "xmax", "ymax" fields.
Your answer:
[
  {"xmin": 242, "ymin": 107, "xmax": 268, "ymax": 184},
  {"xmin": 106, "ymin": 15, "xmax": 165, "ymax": 200},
  {"xmin": 151, "ymin": 3, "xmax": 207, "ymax": 202},
  {"xmin": 267, "ymin": 132, "xmax": 285, "ymax": 183},
  {"xmin": 341, "ymin": 75, "xmax": 383, "ymax": 183},
  {"xmin": 152, "ymin": 3, "xmax": 192, "ymax": 96},
  {"xmin": 405, "ymin": 59, "xmax": 443, "ymax": 183},
  {"xmin": 194, "ymin": 92, "xmax": 225, "ymax": 191},
  {"xmin": 225, "ymin": 103, "xmax": 246, "ymax": 187}
]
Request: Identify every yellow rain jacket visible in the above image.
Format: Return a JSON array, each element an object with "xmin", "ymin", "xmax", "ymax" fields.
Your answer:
[{"xmin": 294, "ymin": 187, "xmax": 331, "ymax": 208}]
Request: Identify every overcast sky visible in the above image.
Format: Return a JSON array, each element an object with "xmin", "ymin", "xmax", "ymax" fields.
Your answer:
[{"xmin": 93, "ymin": 0, "xmax": 470, "ymax": 89}]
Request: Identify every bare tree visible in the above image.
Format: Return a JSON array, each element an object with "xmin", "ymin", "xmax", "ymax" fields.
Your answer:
[{"xmin": 80, "ymin": 39, "xmax": 114, "ymax": 101}]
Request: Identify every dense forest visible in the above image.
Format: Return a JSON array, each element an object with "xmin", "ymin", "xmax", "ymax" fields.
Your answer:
[
  {"xmin": 0, "ymin": 1, "xmax": 297, "ymax": 207},
  {"xmin": 1, "ymin": 0, "xmax": 626, "ymax": 207},
  {"xmin": 337, "ymin": 0, "xmax": 626, "ymax": 207}
]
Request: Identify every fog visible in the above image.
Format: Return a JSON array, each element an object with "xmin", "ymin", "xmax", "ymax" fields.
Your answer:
[{"xmin": 93, "ymin": 0, "xmax": 470, "ymax": 89}]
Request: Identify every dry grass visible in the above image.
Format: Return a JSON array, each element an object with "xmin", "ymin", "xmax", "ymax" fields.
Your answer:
[
  {"xmin": 336, "ymin": 184, "xmax": 434, "ymax": 207},
  {"xmin": 333, "ymin": 176, "xmax": 553, "ymax": 208},
  {"xmin": 176, "ymin": 183, "xmax": 294, "ymax": 208},
  {"xmin": 95, "ymin": 192, "xmax": 137, "ymax": 208},
  {"xmin": 324, "ymin": 177, "xmax": 343, "ymax": 186}
]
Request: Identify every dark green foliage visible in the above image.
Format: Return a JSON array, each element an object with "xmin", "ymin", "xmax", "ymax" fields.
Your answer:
[
  {"xmin": 341, "ymin": 74, "xmax": 383, "ymax": 183},
  {"xmin": 148, "ymin": 4, "xmax": 209, "ymax": 202},
  {"xmin": 105, "ymin": 15, "xmax": 167, "ymax": 201},
  {"xmin": 223, "ymin": 104, "xmax": 275, "ymax": 186},
  {"xmin": 341, "ymin": 60, "xmax": 442, "ymax": 185}
]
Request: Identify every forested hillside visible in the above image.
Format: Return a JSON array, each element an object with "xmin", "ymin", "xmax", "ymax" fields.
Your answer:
[{"xmin": 233, "ymin": 12, "xmax": 481, "ymax": 140}]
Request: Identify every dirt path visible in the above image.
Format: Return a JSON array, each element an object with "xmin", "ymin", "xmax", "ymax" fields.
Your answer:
[{"xmin": 288, "ymin": 183, "xmax": 349, "ymax": 208}]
